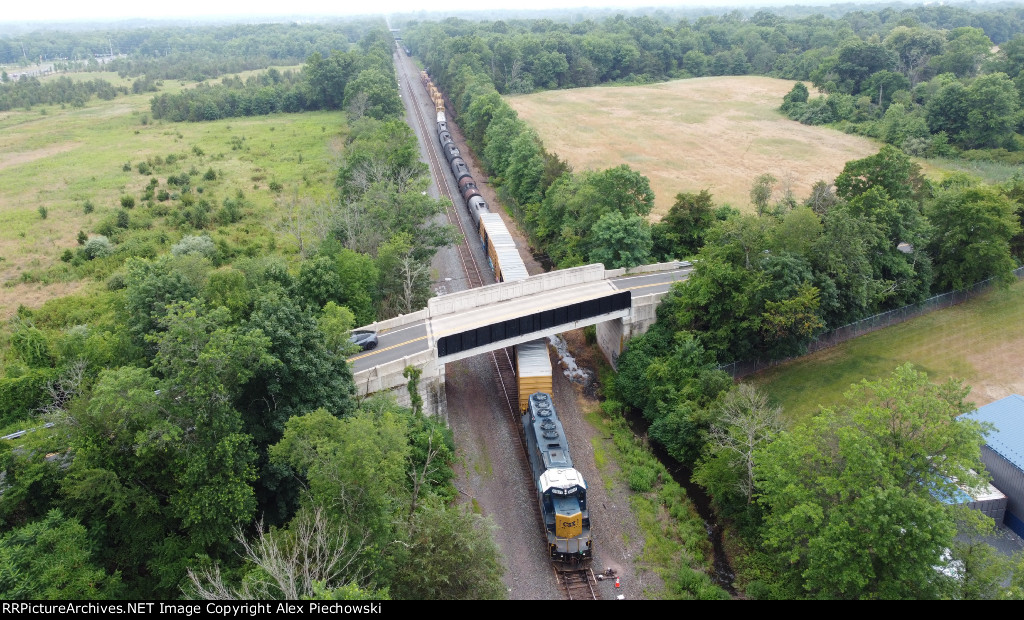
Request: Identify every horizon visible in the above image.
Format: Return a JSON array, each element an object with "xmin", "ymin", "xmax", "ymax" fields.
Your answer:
[{"xmin": 0, "ymin": 0, "xmax": 944, "ymax": 27}]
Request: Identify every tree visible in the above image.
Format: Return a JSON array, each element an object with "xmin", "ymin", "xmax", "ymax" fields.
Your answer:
[
  {"xmin": 962, "ymin": 73, "xmax": 1021, "ymax": 150},
  {"xmin": 587, "ymin": 211, "xmax": 652, "ymax": 268},
  {"xmin": 693, "ymin": 384, "xmax": 782, "ymax": 512},
  {"xmin": 757, "ymin": 365, "xmax": 989, "ymax": 599},
  {"xmin": 942, "ymin": 507, "xmax": 1015, "ymax": 600},
  {"xmin": 342, "ymin": 69, "xmax": 401, "ymax": 121},
  {"xmin": 926, "ymin": 185, "xmax": 1021, "ymax": 291},
  {"xmin": 185, "ymin": 505, "xmax": 382, "ymax": 600},
  {"xmin": 387, "ymin": 499, "xmax": 505, "ymax": 600},
  {"xmin": 750, "ymin": 173, "xmax": 777, "ymax": 215},
  {"xmin": 651, "ymin": 190, "xmax": 716, "ymax": 259},
  {"xmin": 834, "ymin": 145, "xmax": 927, "ymax": 204},
  {"xmin": 0, "ymin": 510, "xmax": 121, "ymax": 600}
]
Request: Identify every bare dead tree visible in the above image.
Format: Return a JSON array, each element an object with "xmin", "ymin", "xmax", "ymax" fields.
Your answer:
[
  {"xmin": 399, "ymin": 254, "xmax": 430, "ymax": 315},
  {"xmin": 408, "ymin": 433, "xmax": 441, "ymax": 519},
  {"xmin": 185, "ymin": 504, "xmax": 370, "ymax": 600},
  {"xmin": 40, "ymin": 359, "xmax": 87, "ymax": 424},
  {"xmin": 707, "ymin": 384, "xmax": 783, "ymax": 504},
  {"xmin": 277, "ymin": 192, "xmax": 309, "ymax": 258},
  {"xmin": 277, "ymin": 193, "xmax": 338, "ymax": 258},
  {"xmin": 347, "ymin": 90, "xmax": 369, "ymax": 121}
]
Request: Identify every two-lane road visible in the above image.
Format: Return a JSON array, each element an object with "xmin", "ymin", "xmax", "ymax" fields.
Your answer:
[{"xmin": 347, "ymin": 266, "xmax": 692, "ymax": 373}]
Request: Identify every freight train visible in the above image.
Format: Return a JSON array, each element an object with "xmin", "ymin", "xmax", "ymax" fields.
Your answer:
[
  {"xmin": 422, "ymin": 72, "xmax": 529, "ymax": 284},
  {"xmin": 422, "ymin": 73, "xmax": 592, "ymax": 565},
  {"xmin": 524, "ymin": 391, "xmax": 593, "ymax": 564}
]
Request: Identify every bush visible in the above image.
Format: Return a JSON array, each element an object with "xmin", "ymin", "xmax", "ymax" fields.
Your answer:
[
  {"xmin": 120, "ymin": 195, "xmax": 135, "ymax": 209},
  {"xmin": 76, "ymin": 231, "xmax": 87, "ymax": 245},
  {"xmin": 268, "ymin": 180, "xmax": 283, "ymax": 192},
  {"xmin": 82, "ymin": 200, "xmax": 94, "ymax": 214},
  {"xmin": 137, "ymin": 161, "xmax": 151, "ymax": 175},
  {"xmin": 628, "ymin": 465, "xmax": 658, "ymax": 492},
  {"xmin": 0, "ymin": 368, "xmax": 58, "ymax": 426},
  {"xmin": 204, "ymin": 167, "xmax": 217, "ymax": 181},
  {"xmin": 122, "ymin": 161, "xmax": 132, "ymax": 172},
  {"xmin": 82, "ymin": 236, "xmax": 114, "ymax": 259},
  {"xmin": 171, "ymin": 234, "xmax": 216, "ymax": 259},
  {"xmin": 157, "ymin": 189, "xmax": 170, "ymax": 202},
  {"xmin": 116, "ymin": 210, "xmax": 130, "ymax": 229},
  {"xmin": 37, "ymin": 206, "xmax": 47, "ymax": 219}
]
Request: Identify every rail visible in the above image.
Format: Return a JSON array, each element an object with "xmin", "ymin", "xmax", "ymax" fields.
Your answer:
[{"xmin": 395, "ymin": 50, "xmax": 484, "ymax": 291}]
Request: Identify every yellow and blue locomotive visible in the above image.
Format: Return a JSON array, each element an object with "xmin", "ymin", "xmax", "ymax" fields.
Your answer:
[{"xmin": 523, "ymin": 392, "xmax": 592, "ymax": 564}]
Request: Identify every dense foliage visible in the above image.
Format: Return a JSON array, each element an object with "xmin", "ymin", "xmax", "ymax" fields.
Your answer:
[{"xmin": 0, "ymin": 21, "xmax": 500, "ymax": 601}]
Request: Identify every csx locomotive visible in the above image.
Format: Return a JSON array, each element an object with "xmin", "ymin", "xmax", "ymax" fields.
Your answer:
[{"xmin": 523, "ymin": 392, "xmax": 593, "ymax": 564}]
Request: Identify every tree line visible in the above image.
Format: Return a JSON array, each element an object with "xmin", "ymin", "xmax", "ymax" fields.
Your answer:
[
  {"xmin": 149, "ymin": 29, "xmax": 403, "ymax": 123},
  {"xmin": 782, "ymin": 27, "xmax": 1024, "ymax": 161},
  {"xmin": 400, "ymin": 4, "xmax": 1024, "ymax": 95}
]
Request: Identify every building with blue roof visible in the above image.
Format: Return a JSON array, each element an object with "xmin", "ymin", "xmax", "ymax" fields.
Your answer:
[{"xmin": 962, "ymin": 394, "xmax": 1024, "ymax": 537}]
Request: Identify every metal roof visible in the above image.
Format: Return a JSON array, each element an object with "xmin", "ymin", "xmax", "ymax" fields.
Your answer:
[
  {"xmin": 963, "ymin": 394, "xmax": 1024, "ymax": 472},
  {"xmin": 516, "ymin": 340, "xmax": 552, "ymax": 378},
  {"xmin": 540, "ymin": 467, "xmax": 587, "ymax": 494}
]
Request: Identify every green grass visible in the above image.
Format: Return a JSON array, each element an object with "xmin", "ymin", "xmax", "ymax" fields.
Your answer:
[
  {"xmin": 753, "ymin": 278, "xmax": 1024, "ymax": 425},
  {"xmin": 919, "ymin": 155, "xmax": 1024, "ymax": 186},
  {"xmin": 0, "ymin": 71, "xmax": 346, "ymax": 314}
]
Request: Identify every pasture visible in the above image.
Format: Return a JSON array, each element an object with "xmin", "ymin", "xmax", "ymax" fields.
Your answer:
[
  {"xmin": 752, "ymin": 278, "xmax": 1024, "ymax": 424},
  {"xmin": 0, "ymin": 71, "xmax": 343, "ymax": 316},
  {"xmin": 506, "ymin": 76, "xmax": 881, "ymax": 218}
]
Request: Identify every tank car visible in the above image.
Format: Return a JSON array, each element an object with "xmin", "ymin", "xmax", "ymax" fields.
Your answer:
[
  {"xmin": 523, "ymin": 392, "xmax": 592, "ymax": 564},
  {"xmin": 443, "ymin": 143, "xmax": 461, "ymax": 164},
  {"xmin": 458, "ymin": 177, "xmax": 481, "ymax": 202},
  {"xmin": 466, "ymin": 195, "xmax": 489, "ymax": 226},
  {"xmin": 439, "ymin": 131, "xmax": 454, "ymax": 148},
  {"xmin": 450, "ymin": 157, "xmax": 471, "ymax": 182}
]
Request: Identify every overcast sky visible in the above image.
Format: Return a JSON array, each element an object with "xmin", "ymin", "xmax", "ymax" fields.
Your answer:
[{"xmin": 0, "ymin": 0, "xmax": 878, "ymax": 25}]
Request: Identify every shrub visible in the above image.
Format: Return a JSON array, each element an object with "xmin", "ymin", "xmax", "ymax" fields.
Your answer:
[
  {"xmin": 37, "ymin": 206, "xmax": 47, "ymax": 219},
  {"xmin": 60, "ymin": 249, "xmax": 73, "ymax": 262},
  {"xmin": 120, "ymin": 195, "xmax": 135, "ymax": 209},
  {"xmin": 137, "ymin": 161, "xmax": 151, "ymax": 175},
  {"xmin": 268, "ymin": 180, "xmax": 283, "ymax": 192},
  {"xmin": 122, "ymin": 161, "xmax": 132, "ymax": 172},
  {"xmin": 204, "ymin": 167, "xmax": 217, "ymax": 181},
  {"xmin": 83, "ymin": 200, "xmax": 94, "ymax": 214},
  {"xmin": 82, "ymin": 236, "xmax": 114, "ymax": 259},
  {"xmin": 116, "ymin": 210, "xmax": 130, "ymax": 229},
  {"xmin": 157, "ymin": 189, "xmax": 170, "ymax": 202},
  {"xmin": 171, "ymin": 234, "xmax": 216, "ymax": 259},
  {"xmin": 76, "ymin": 231, "xmax": 87, "ymax": 245}
]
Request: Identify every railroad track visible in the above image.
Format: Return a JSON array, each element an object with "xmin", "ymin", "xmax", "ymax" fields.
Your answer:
[
  {"xmin": 398, "ymin": 47, "xmax": 570, "ymax": 596},
  {"xmin": 395, "ymin": 50, "xmax": 483, "ymax": 290},
  {"xmin": 554, "ymin": 567, "xmax": 600, "ymax": 600}
]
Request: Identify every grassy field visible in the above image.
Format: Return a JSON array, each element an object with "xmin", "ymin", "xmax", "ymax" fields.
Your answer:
[
  {"xmin": 752, "ymin": 278, "xmax": 1024, "ymax": 425},
  {"xmin": 506, "ymin": 76, "xmax": 881, "ymax": 218},
  {"xmin": 0, "ymin": 71, "xmax": 345, "ymax": 316}
]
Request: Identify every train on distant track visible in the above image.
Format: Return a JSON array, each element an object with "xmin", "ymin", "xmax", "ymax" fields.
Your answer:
[
  {"xmin": 422, "ymin": 71, "xmax": 529, "ymax": 284},
  {"xmin": 524, "ymin": 391, "xmax": 593, "ymax": 564}
]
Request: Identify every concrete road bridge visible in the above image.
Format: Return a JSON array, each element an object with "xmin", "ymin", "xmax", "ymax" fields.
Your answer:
[{"xmin": 348, "ymin": 261, "xmax": 691, "ymax": 405}]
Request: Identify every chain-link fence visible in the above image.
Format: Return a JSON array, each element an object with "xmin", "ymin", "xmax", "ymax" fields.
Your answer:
[{"xmin": 719, "ymin": 266, "xmax": 1024, "ymax": 379}]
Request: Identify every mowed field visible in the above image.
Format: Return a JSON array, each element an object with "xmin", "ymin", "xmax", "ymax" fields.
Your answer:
[
  {"xmin": 506, "ymin": 76, "xmax": 880, "ymax": 217},
  {"xmin": 752, "ymin": 278, "xmax": 1024, "ymax": 425},
  {"xmin": 0, "ymin": 69, "xmax": 342, "ymax": 316}
]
